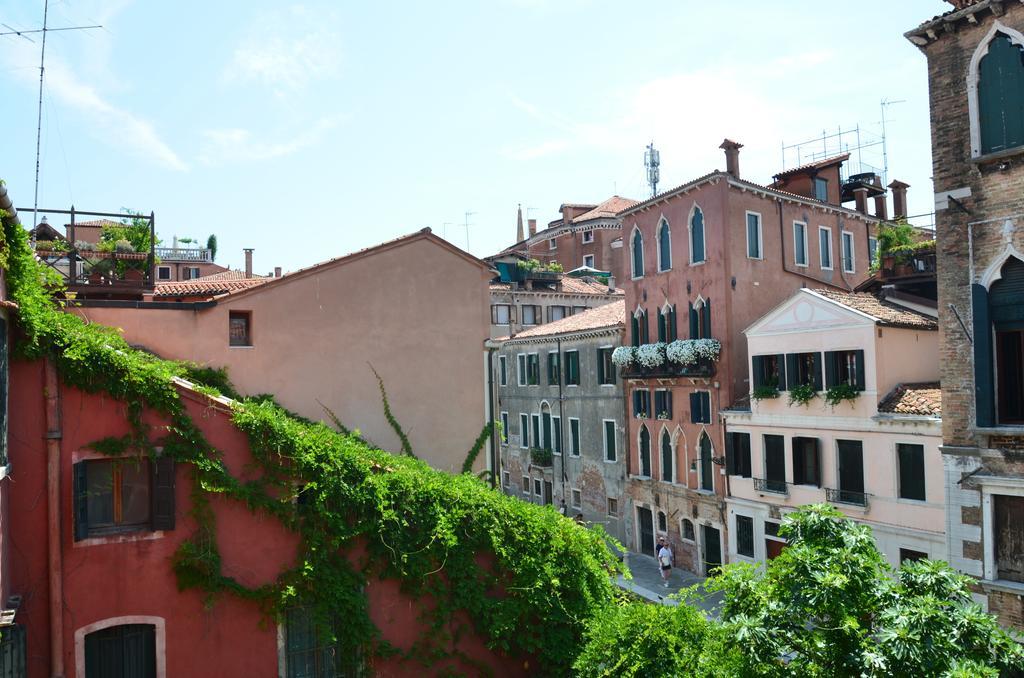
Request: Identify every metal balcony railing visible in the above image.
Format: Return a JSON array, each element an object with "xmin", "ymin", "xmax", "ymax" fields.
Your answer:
[
  {"xmin": 622, "ymin": 359, "xmax": 716, "ymax": 379},
  {"xmin": 154, "ymin": 246, "xmax": 213, "ymax": 262},
  {"xmin": 753, "ymin": 477, "xmax": 789, "ymax": 495},
  {"xmin": 825, "ymin": 487, "xmax": 870, "ymax": 508}
]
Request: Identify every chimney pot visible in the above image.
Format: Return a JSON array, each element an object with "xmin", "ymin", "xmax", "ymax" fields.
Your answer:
[
  {"xmin": 244, "ymin": 248, "xmax": 254, "ymax": 279},
  {"xmin": 888, "ymin": 180, "xmax": 910, "ymax": 220},
  {"xmin": 528, "ymin": 218, "xmax": 537, "ymax": 237},
  {"xmin": 719, "ymin": 139, "xmax": 743, "ymax": 179},
  {"xmin": 607, "ymin": 275, "xmax": 616, "ymax": 292},
  {"xmin": 274, "ymin": 266, "xmax": 282, "ymax": 278},
  {"xmin": 873, "ymin": 193, "xmax": 889, "ymax": 221},
  {"xmin": 853, "ymin": 188, "xmax": 869, "ymax": 215}
]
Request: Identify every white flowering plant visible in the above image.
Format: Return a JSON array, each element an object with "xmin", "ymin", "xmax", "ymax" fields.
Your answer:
[
  {"xmin": 636, "ymin": 342, "xmax": 666, "ymax": 368},
  {"xmin": 611, "ymin": 346, "xmax": 636, "ymax": 367},
  {"xmin": 665, "ymin": 338, "xmax": 721, "ymax": 365}
]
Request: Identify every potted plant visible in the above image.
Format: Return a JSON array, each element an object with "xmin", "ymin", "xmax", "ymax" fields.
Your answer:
[
  {"xmin": 656, "ymin": 411, "xmax": 671, "ymax": 420},
  {"xmin": 824, "ymin": 383, "xmax": 860, "ymax": 408},
  {"xmin": 751, "ymin": 381, "xmax": 780, "ymax": 401},
  {"xmin": 788, "ymin": 382, "xmax": 818, "ymax": 407}
]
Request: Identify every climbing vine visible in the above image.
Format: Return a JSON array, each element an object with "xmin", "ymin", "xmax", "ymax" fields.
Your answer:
[{"xmin": 1, "ymin": 204, "xmax": 622, "ymax": 675}]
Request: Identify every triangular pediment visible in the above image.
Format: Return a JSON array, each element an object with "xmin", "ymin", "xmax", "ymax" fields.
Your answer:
[{"xmin": 746, "ymin": 289, "xmax": 873, "ymax": 336}]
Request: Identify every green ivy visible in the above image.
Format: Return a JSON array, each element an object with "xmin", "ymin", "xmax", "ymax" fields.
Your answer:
[{"xmin": 0, "ymin": 202, "xmax": 623, "ymax": 675}]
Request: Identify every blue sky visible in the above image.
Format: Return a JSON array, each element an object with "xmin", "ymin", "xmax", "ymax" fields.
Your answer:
[{"xmin": 0, "ymin": 0, "xmax": 945, "ymax": 273}]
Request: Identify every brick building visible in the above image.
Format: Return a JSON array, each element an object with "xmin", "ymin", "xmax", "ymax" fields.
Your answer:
[
  {"xmin": 616, "ymin": 140, "xmax": 880, "ymax": 574},
  {"xmin": 906, "ymin": 0, "xmax": 1024, "ymax": 626}
]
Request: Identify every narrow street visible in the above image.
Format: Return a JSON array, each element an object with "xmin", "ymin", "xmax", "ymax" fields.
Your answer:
[{"xmin": 616, "ymin": 552, "xmax": 724, "ymax": 618}]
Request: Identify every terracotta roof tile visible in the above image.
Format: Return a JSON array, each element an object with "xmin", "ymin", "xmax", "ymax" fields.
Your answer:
[
  {"xmin": 67, "ymin": 219, "xmax": 120, "ymax": 228},
  {"xmin": 508, "ymin": 300, "xmax": 624, "ymax": 340},
  {"xmin": 195, "ymin": 269, "xmax": 267, "ymax": 281},
  {"xmin": 490, "ymin": 277, "xmax": 623, "ymax": 296},
  {"xmin": 571, "ymin": 196, "xmax": 639, "ymax": 223},
  {"xmin": 773, "ymin": 153, "xmax": 851, "ymax": 180},
  {"xmin": 810, "ymin": 289, "xmax": 938, "ymax": 330},
  {"xmin": 154, "ymin": 277, "xmax": 268, "ymax": 297},
  {"xmin": 878, "ymin": 383, "xmax": 941, "ymax": 417}
]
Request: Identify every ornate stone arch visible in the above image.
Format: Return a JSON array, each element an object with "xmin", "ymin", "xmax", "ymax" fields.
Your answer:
[{"xmin": 967, "ymin": 21, "xmax": 1024, "ymax": 158}]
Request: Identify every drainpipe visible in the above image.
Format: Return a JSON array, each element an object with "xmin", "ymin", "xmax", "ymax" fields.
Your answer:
[
  {"xmin": 486, "ymin": 347, "xmax": 497, "ymax": 488},
  {"xmin": 556, "ymin": 337, "xmax": 566, "ymax": 498},
  {"xmin": 44, "ymin": 358, "xmax": 65, "ymax": 678}
]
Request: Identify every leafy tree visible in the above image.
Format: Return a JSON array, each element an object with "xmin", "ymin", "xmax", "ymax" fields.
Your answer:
[{"xmin": 207, "ymin": 233, "xmax": 217, "ymax": 261}]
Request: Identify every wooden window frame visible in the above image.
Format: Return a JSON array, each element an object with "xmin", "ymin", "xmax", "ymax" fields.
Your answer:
[{"xmin": 228, "ymin": 310, "xmax": 253, "ymax": 347}]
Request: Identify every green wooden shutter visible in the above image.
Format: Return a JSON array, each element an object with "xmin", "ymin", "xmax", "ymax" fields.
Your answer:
[
  {"xmin": 785, "ymin": 354, "xmax": 798, "ymax": 390},
  {"xmin": 854, "ymin": 350, "xmax": 866, "ymax": 391},
  {"xmin": 811, "ymin": 353, "xmax": 823, "ymax": 390},
  {"xmin": 702, "ymin": 299, "xmax": 712, "ymax": 338},
  {"xmin": 725, "ymin": 432, "xmax": 736, "ymax": 475},
  {"xmin": 151, "ymin": 456, "xmax": 176, "ymax": 531},
  {"xmin": 657, "ymin": 309, "xmax": 666, "ymax": 342},
  {"xmin": 752, "ymin": 356, "xmax": 765, "ymax": 388},
  {"xmin": 73, "ymin": 461, "xmax": 89, "ymax": 541},
  {"xmin": 811, "ymin": 438, "xmax": 821, "ymax": 487},
  {"xmin": 824, "ymin": 351, "xmax": 837, "ymax": 389},
  {"xmin": 792, "ymin": 439, "xmax": 805, "ymax": 485},
  {"xmin": 631, "ymin": 315, "xmax": 640, "ymax": 347},
  {"xmin": 690, "ymin": 392, "xmax": 700, "ymax": 423},
  {"xmin": 689, "ymin": 303, "xmax": 698, "ymax": 339},
  {"xmin": 776, "ymin": 354, "xmax": 787, "ymax": 389},
  {"xmin": 973, "ymin": 284, "xmax": 995, "ymax": 427},
  {"xmin": 739, "ymin": 434, "xmax": 751, "ymax": 478},
  {"xmin": 597, "ymin": 348, "xmax": 605, "ymax": 384},
  {"xmin": 979, "ymin": 36, "xmax": 1024, "ymax": 154}
]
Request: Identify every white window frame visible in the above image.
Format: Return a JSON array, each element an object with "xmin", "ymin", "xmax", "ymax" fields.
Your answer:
[
  {"xmin": 571, "ymin": 488, "xmax": 582, "ymax": 509},
  {"xmin": 734, "ymin": 513, "xmax": 756, "ymax": 560},
  {"xmin": 499, "ymin": 355, "xmax": 508, "ymax": 387},
  {"xmin": 745, "ymin": 211, "xmax": 763, "ymax": 260},
  {"xmin": 630, "ymin": 225, "xmax": 644, "ymax": 280},
  {"xmin": 564, "ymin": 349, "xmax": 580, "ymax": 387},
  {"xmin": 841, "ymin": 230, "xmax": 855, "ymax": 274},
  {"xmin": 659, "ymin": 427, "xmax": 675, "ymax": 484},
  {"xmin": 977, "ymin": 476, "xmax": 1024, "ymax": 584},
  {"xmin": 502, "ymin": 471, "xmax": 510, "ymax": 487},
  {"xmin": 869, "ymin": 236, "xmax": 879, "ymax": 266},
  {"xmin": 521, "ymin": 305, "xmax": 539, "ymax": 326},
  {"xmin": 603, "ymin": 419, "xmax": 617, "ymax": 463},
  {"xmin": 794, "ymin": 221, "xmax": 808, "ymax": 267},
  {"xmin": 581, "ymin": 230, "xmax": 594, "ymax": 244},
  {"xmin": 528, "ymin": 352, "xmax": 539, "ymax": 386},
  {"xmin": 522, "ymin": 475, "xmax": 530, "ymax": 495},
  {"xmin": 500, "ymin": 411, "xmax": 509, "ymax": 445},
  {"xmin": 533, "ymin": 478, "xmax": 543, "ymax": 498},
  {"xmin": 598, "ymin": 343, "xmax": 616, "ymax": 387},
  {"xmin": 549, "ymin": 237, "xmax": 557, "ymax": 250},
  {"xmin": 818, "ymin": 226, "xmax": 833, "ymax": 271},
  {"xmin": 517, "ymin": 353, "xmax": 526, "ymax": 387},
  {"xmin": 680, "ymin": 518, "xmax": 696, "ymax": 544},
  {"xmin": 656, "ymin": 217, "xmax": 672, "ymax": 273},
  {"xmin": 552, "ymin": 415, "xmax": 562, "ymax": 455},
  {"xmin": 493, "ymin": 304, "xmax": 511, "ymax": 326},
  {"xmin": 583, "ymin": 254, "xmax": 595, "ymax": 268},
  {"xmin": 157, "ymin": 265, "xmax": 171, "ymax": 281},
  {"xmin": 607, "ymin": 496, "xmax": 618, "ymax": 518},
  {"xmin": 893, "ymin": 440, "xmax": 928, "ymax": 504},
  {"xmin": 520, "ymin": 413, "xmax": 529, "ymax": 449},
  {"xmin": 569, "ymin": 417, "xmax": 581, "ymax": 457}
]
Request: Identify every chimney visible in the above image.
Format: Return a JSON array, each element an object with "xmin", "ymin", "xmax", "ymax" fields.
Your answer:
[
  {"xmin": 244, "ymin": 248, "xmax": 253, "ymax": 279},
  {"xmin": 516, "ymin": 204, "xmax": 524, "ymax": 242},
  {"xmin": 274, "ymin": 266, "xmax": 282, "ymax": 278},
  {"xmin": 528, "ymin": 219, "xmax": 537, "ymax": 237},
  {"xmin": 889, "ymin": 180, "xmax": 910, "ymax": 220},
  {"xmin": 719, "ymin": 139, "xmax": 743, "ymax": 179},
  {"xmin": 607, "ymin": 275, "xmax": 616, "ymax": 293},
  {"xmin": 853, "ymin": 188, "xmax": 869, "ymax": 215},
  {"xmin": 871, "ymin": 176, "xmax": 888, "ymax": 220}
]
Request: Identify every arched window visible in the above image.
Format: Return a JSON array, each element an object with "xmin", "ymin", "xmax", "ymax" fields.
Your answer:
[
  {"xmin": 661, "ymin": 429, "xmax": 674, "ymax": 483},
  {"xmin": 681, "ymin": 518, "xmax": 695, "ymax": 542},
  {"xmin": 657, "ymin": 511, "xmax": 667, "ymax": 532},
  {"xmin": 977, "ymin": 256, "xmax": 1024, "ymax": 424},
  {"xmin": 689, "ymin": 297, "xmax": 712, "ymax": 340},
  {"xmin": 978, "ymin": 34, "xmax": 1024, "ymax": 154},
  {"xmin": 638, "ymin": 425, "xmax": 651, "ymax": 477},
  {"xmin": 631, "ymin": 228, "xmax": 645, "ymax": 278},
  {"xmin": 657, "ymin": 219, "xmax": 672, "ymax": 272},
  {"xmin": 690, "ymin": 206, "xmax": 706, "ymax": 264},
  {"xmin": 699, "ymin": 432, "xmax": 714, "ymax": 491},
  {"xmin": 632, "ymin": 307, "xmax": 649, "ymax": 346},
  {"xmin": 540, "ymin": 402, "xmax": 552, "ymax": 451}
]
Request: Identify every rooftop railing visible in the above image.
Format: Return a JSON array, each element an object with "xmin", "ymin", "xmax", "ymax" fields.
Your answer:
[{"xmin": 155, "ymin": 246, "xmax": 213, "ymax": 262}]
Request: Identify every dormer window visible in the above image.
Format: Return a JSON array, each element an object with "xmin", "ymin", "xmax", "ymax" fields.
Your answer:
[{"xmin": 814, "ymin": 177, "xmax": 828, "ymax": 202}]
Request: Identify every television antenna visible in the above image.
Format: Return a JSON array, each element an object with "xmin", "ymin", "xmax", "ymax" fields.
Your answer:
[
  {"xmin": 880, "ymin": 98, "xmax": 905, "ymax": 186},
  {"xmin": 463, "ymin": 211, "xmax": 476, "ymax": 250},
  {"xmin": 644, "ymin": 142, "xmax": 660, "ymax": 198},
  {"xmin": 1, "ymin": 0, "xmax": 102, "ymax": 232}
]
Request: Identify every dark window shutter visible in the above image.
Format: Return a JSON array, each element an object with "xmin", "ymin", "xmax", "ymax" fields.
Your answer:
[
  {"xmin": 702, "ymin": 299, "xmax": 712, "ymax": 338},
  {"xmin": 632, "ymin": 315, "xmax": 640, "ymax": 347},
  {"xmin": 510, "ymin": 305, "xmax": 517, "ymax": 323},
  {"xmin": 701, "ymin": 392, "xmax": 711, "ymax": 423},
  {"xmin": 641, "ymin": 311, "xmax": 649, "ymax": 344},
  {"xmin": 597, "ymin": 348, "xmax": 605, "ymax": 384},
  {"xmin": 811, "ymin": 353, "xmax": 823, "ymax": 390},
  {"xmin": 151, "ymin": 456, "xmax": 176, "ymax": 531},
  {"xmin": 690, "ymin": 392, "xmax": 700, "ymax": 423},
  {"xmin": 689, "ymin": 303, "xmax": 698, "ymax": 339},
  {"xmin": 811, "ymin": 439, "xmax": 821, "ymax": 487},
  {"xmin": 670, "ymin": 305, "xmax": 677, "ymax": 341},
  {"xmin": 752, "ymin": 356, "xmax": 765, "ymax": 388},
  {"xmin": 490, "ymin": 306, "xmax": 497, "ymax": 324},
  {"xmin": 73, "ymin": 461, "xmax": 89, "ymax": 541},
  {"xmin": 824, "ymin": 351, "xmax": 837, "ymax": 389},
  {"xmin": 776, "ymin": 354, "xmax": 786, "ymax": 389},
  {"xmin": 973, "ymin": 284, "xmax": 995, "ymax": 427},
  {"xmin": 854, "ymin": 350, "xmax": 866, "ymax": 391},
  {"xmin": 785, "ymin": 354, "xmax": 798, "ymax": 390},
  {"xmin": 725, "ymin": 432, "xmax": 737, "ymax": 475},
  {"xmin": 739, "ymin": 434, "xmax": 752, "ymax": 478},
  {"xmin": 792, "ymin": 439, "xmax": 805, "ymax": 484},
  {"xmin": 657, "ymin": 309, "xmax": 665, "ymax": 343}
]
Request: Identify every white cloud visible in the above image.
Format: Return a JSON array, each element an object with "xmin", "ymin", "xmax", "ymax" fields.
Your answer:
[
  {"xmin": 224, "ymin": 6, "xmax": 342, "ymax": 96},
  {"xmin": 198, "ymin": 116, "xmax": 345, "ymax": 165}
]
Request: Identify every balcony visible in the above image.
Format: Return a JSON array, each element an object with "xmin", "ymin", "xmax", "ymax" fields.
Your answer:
[
  {"xmin": 529, "ymin": 448, "xmax": 553, "ymax": 468},
  {"xmin": 825, "ymin": 487, "xmax": 870, "ymax": 508},
  {"xmin": 753, "ymin": 477, "xmax": 789, "ymax": 496},
  {"xmin": 621, "ymin": 359, "xmax": 715, "ymax": 379},
  {"xmin": 523, "ymin": 269, "xmax": 561, "ymax": 283},
  {"xmin": 880, "ymin": 245, "xmax": 936, "ymax": 280},
  {"xmin": 155, "ymin": 246, "xmax": 213, "ymax": 262}
]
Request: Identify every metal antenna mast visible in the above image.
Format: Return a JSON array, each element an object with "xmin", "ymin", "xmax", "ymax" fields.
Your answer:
[
  {"xmin": 880, "ymin": 98, "xmax": 905, "ymax": 187},
  {"xmin": 644, "ymin": 142, "xmax": 660, "ymax": 198},
  {"xmin": 464, "ymin": 211, "xmax": 476, "ymax": 250},
  {"xmin": 1, "ymin": 0, "xmax": 101, "ymax": 232}
]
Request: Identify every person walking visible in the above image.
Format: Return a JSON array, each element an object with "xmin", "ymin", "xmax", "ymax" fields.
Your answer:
[{"xmin": 657, "ymin": 538, "xmax": 673, "ymax": 588}]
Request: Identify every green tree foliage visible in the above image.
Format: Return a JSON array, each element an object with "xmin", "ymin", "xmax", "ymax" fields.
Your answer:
[{"xmin": 206, "ymin": 233, "xmax": 217, "ymax": 261}]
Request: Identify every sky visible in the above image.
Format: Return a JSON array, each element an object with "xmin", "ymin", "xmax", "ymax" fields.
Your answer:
[{"xmin": 0, "ymin": 0, "xmax": 947, "ymax": 274}]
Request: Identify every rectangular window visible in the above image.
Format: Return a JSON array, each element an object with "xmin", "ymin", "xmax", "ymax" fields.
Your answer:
[
  {"xmin": 824, "ymin": 349, "xmax": 865, "ymax": 391},
  {"xmin": 763, "ymin": 434, "xmax": 787, "ymax": 494},
  {"xmin": 583, "ymin": 254, "xmax": 595, "ymax": 268},
  {"xmin": 995, "ymin": 495, "xmax": 1024, "ymax": 582},
  {"xmin": 520, "ymin": 414, "xmax": 529, "ymax": 448},
  {"xmin": 283, "ymin": 607, "xmax": 343, "ymax": 678},
  {"xmin": 552, "ymin": 416, "xmax": 562, "ymax": 455},
  {"xmin": 814, "ymin": 177, "xmax": 828, "ymax": 202},
  {"xmin": 689, "ymin": 391, "xmax": 711, "ymax": 424},
  {"xmin": 492, "ymin": 304, "xmax": 512, "ymax": 325},
  {"xmin": 598, "ymin": 347, "xmax": 616, "ymax": 385},
  {"xmin": 819, "ymin": 226, "xmax": 833, "ymax": 270},
  {"xmin": 157, "ymin": 266, "xmax": 171, "ymax": 281},
  {"xmin": 746, "ymin": 212, "xmax": 762, "ymax": 259},
  {"xmin": 569, "ymin": 418, "xmax": 581, "ymax": 456},
  {"xmin": 73, "ymin": 456, "xmax": 175, "ymax": 540},
  {"xmin": 499, "ymin": 356, "xmax": 508, "ymax": 387},
  {"xmin": 633, "ymin": 390, "xmax": 651, "ymax": 418},
  {"xmin": 582, "ymin": 231, "xmax": 594, "ymax": 244},
  {"xmin": 841, "ymin": 231, "xmax": 855, "ymax": 273},
  {"xmin": 517, "ymin": 354, "xmax": 527, "ymax": 386},
  {"xmin": 897, "ymin": 443, "xmax": 926, "ymax": 501},
  {"xmin": 836, "ymin": 439, "xmax": 866, "ymax": 505},
  {"xmin": 900, "ymin": 548, "xmax": 928, "ymax": 564},
  {"xmin": 996, "ymin": 329, "xmax": 1024, "ymax": 423},
  {"xmin": 547, "ymin": 351, "xmax": 560, "ymax": 385},
  {"xmin": 603, "ymin": 420, "xmax": 617, "ymax": 462},
  {"xmin": 502, "ymin": 471, "xmax": 510, "ymax": 487},
  {"xmin": 534, "ymin": 478, "xmax": 543, "ymax": 497},
  {"xmin": 751, "ymin": 354, "xmax": 785, "ymax": 390},
  {"xmin": 532, "ymin": 414, "xmax": 541, "ymax": 448},
  {"xmin": 564, "ymin": 350, "xmax": 580, "ymax": 386},
  {"xmin": 868, "ymin": 237, "xmax": 879, "ymax": 267},
  {"xmin": 792, "ymin": 437, "xmax": 820, "ymax": 487},
  {"xmin": 522, "ymin": 476, "xmax": 530, "ymax": 494},
  {"xmin": 571, "ymin": 488, "xmax": 582, "ymax": 509},
  {"xmin": 183, "ymin": 266, "xmax": 201, "ymax": 280},
  {"xmin": 654, "ymin": 390, "xmax": 673, "ymax": 419},
  {"xmin": 573, "ymin": 305, "xmax": 587, "ymax": 315},
  {"xmin": 736, "ymin": 515, "xmax": 754, "ymax": 558},
  {"xmin": 549, "ymin": 305, "xmax": 568, "ymax": 322},
  {"xmin": 785, "ymin": 352, "xmax": 822, "ymax": 391},
  {"xmin": 765, "ymin": 521, "xmax": 783, "ymax": 539},
  {"xmin": 228, "ymin": 311, "xmax": 252, "ymax": 347},
  {"xmin": 607, "ymin": 497, "xmax": 618, "ymax": 518},
  {"xmin": 549, "ymin": 238, "xmax": 557, "ymax": 250},
  {"xmin": 500, "ymin": 412, "xmax": 509, "ymax": 444},
  {"xmin": 726, "ymin": 432, "xmax": 752, "ymax": 478},
  {"xmin": 522, "ymin": 305, "xmax": 540, "ymax": 326},
  {"xmin": 794, "ymin": 222, "xmax": 808, "ymax": 266},
  {"xmin": 527, "ymin": 353, "xmax": 540, "ymax": 386}
]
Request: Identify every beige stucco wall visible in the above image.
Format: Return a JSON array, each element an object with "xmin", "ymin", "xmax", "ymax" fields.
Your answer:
[{"xmin": 77, "ymin": 236, "xmax": 492, "ymax": 473}]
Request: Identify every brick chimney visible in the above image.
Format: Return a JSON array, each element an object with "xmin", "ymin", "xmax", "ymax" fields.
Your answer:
[
  {"xmin": 528, "ymin": 219, "xmax": 537, "ymax": 237},
  {"xmin": 274, "ymin": 266, "xmax": 282, "ymax": 278},
  {"xmin": 853, "ymin": 188, "xmax": 869, "ymax": 215},
  {"xmin": 244, "ymin": 248, "xmax": 253, "ymax": 279},
  {"xmin": 871, "ymin": 176, "xmax": 888, "ymax": 220},
  {"xmin": 888, "ymin": 180, "xmax": 910, "ymax": 220},
  {"xmin": 719, "ymin": 139, "xmax": 743, "ymax": 179}
]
